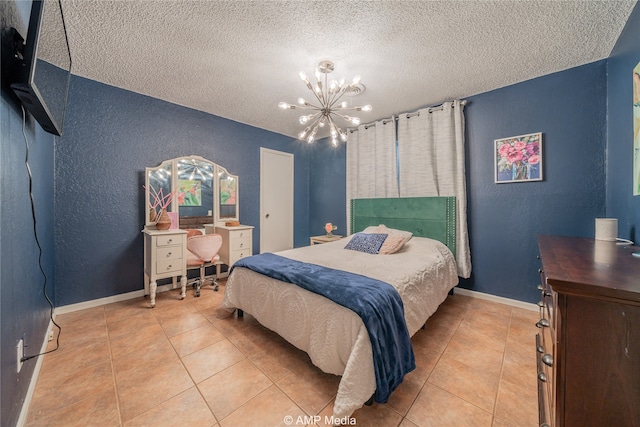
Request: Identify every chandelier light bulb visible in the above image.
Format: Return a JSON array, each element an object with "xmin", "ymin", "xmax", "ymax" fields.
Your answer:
[{"xmin": 279, "ymin": 60, "xmax": 372, "ymax": 145}]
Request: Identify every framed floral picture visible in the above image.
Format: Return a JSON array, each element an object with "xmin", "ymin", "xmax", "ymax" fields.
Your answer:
[
  {"xmin": 494, "ymin": 132, "xmax": 543, "ymax": 183},
  {"xmin": 633, "ymin": 61, "xmax": 640, "ymax": 195}
]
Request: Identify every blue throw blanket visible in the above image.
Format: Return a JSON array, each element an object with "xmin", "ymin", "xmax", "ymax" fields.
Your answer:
[{"xmin": 231, "ymin": 252, "xmax": 415, "ymax": 403}]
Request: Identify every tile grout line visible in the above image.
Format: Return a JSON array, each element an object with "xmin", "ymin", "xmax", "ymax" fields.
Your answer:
[
  {"xmin": 103, "ymin": 306, "xmax": 125, "ymax": 427},
  {"xmin": 491, "ymin": 307, "xmax": 514, "ymax": 425}
]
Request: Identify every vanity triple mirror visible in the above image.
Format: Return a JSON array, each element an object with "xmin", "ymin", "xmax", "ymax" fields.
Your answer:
[{"xmin": 145, "ymin": 155, "xmax": 239, "ymax": 228}]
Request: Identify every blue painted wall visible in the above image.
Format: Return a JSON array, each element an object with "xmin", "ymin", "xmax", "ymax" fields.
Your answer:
[
  {"xmin": 309, "ymin": 62, "xmax": 609, "ymax": 304},
  {"xmin": 1, "ymin": 47, "xmax": 56, "ymax": 427},
  {"xmin": 55, "ymin": 76, "xmax": 312, "ymax": 306},
  {"xmin": 462, "ymin": 61, "xmax": 607, "ymax": 302},
  {"xmin": 308, "ymin": 140, "xmax": 348, "ymax": 237},
  {"xmin": 606, "ymin": 4, "xmax": 640, "ymax": 240}
]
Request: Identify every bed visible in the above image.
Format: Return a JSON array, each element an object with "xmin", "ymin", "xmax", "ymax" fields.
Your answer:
[{"xmin": 221, "ymin": 197, "xmax": 459, "ymax": 418}]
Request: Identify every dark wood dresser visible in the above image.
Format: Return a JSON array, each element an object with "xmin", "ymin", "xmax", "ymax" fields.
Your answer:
[{"xmin": 536, "ymin": 235, "xmax": 640, "ymax": 427}]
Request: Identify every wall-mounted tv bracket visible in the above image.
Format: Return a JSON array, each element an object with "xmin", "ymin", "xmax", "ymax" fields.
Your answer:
[{"xmin": 0, "ymin": 28, "xmax": 25, "ymax": 87}]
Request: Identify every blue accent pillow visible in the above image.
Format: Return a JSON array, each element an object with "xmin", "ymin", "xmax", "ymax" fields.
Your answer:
[{"xmin": 344, "ymin": 233, "xmax": 388, "ymax": 254}]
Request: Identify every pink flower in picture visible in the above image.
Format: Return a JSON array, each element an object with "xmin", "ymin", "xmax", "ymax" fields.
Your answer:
[
  {"xmin": 495, "ymin": 133, "xmax": 542, "ymax": 182},
  {"xmin": 507, "ymin": 148, "xmax": 523, "ymax": 163}
]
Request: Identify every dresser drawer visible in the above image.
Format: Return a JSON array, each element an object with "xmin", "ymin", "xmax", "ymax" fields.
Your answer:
[
  {"xmin": 536, "ymin": 333, "xmax": 552, "ymax": 427},
  {"xmin": 156, "ymin": 234, "xmax": 182, "ymax": 246}
]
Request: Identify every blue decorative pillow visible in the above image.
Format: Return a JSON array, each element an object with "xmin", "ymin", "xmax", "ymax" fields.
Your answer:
[{"xmin": 344, "ymin": 233, "xmax": 388, "ymax": 254}]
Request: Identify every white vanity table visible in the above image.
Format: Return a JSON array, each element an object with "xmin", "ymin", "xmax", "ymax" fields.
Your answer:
[
  {"xmin": 142, "ymin": 228, "xmax": 187, "ymax": 307},
  {"xmin": 143, "ymin": 155, "xmax": 249, "ymax": 306},
  {"xmin": 204, "ymin": 224, "xmax": 254, "ymax": 268}
]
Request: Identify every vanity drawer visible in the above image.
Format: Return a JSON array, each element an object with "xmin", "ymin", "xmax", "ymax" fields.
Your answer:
[
  {"xmin": 231, "ymin": 237, "xmax": 251, "ymax": 251},
  {"xmin": 156, "ymin": 234, "xmax": 182, "ymax": 247},
  {"xmin": 157, "ymin": 245, "xmax": 182, "ymax": 261},
  {"xmin": 156, "ymin": 258, "xmax": 182, "ymax": 275},
  {"xmin": 229, "ymin": 229, "xmax": 252, "ymax": 240},
  {"xmin": 229, "ymin": 248, "xmax": 251, "ymax": 265}
]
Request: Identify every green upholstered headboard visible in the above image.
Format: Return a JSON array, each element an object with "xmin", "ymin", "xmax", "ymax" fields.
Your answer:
[{"xmin": 350, "ymin": 197, "xmax": 456, "ymax": 258}]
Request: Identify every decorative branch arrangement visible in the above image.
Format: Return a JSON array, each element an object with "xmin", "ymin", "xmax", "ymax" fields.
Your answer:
[{"xmin": 144, "ymin": 185, "xmax": 178, "ymax": 222}]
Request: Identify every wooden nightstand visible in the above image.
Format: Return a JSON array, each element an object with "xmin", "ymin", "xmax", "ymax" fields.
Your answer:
[{"xmin": 310, "ymin": 234, "xmax": 344, "ymax": 245}]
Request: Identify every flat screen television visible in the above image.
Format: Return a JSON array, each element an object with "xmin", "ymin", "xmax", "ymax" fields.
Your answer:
[{"xmin": 10, "ymin": 0, "xmax": 71, "ymax": 136}]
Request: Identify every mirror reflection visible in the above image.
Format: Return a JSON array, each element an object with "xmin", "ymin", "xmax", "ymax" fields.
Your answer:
[
  {"xmin": 147, "ymin": 161, "xmax": 172, "ymax": 219},
  {"xmin": 219, "ymin": 172, "xmax": 237, "ymax": 219},
  {"xmin": 145, "ymin": 155, "xmax": 239, "ymax": 228},
  {"xmin": 177, "ymin": 158, "xmax": 213, "ymax": 219}
]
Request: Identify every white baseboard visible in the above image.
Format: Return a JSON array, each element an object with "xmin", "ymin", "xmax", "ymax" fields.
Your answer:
[
  {"xmin": 454, "ymin": 287, "xmax": 538, "ymax": 312},
  {"xmin": 16, "ymin": 318, "xmax": 55, "ymax": 427},
  {"xmin": 54, "ymin": 289, "xmax": 147, "ymax": 314},
  {"xmin": 54, "ymin": 280, "xmax": 190, "ymax": 314}
]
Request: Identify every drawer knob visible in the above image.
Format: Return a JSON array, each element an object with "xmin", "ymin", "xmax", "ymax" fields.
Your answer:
[
  {"xmin": 536, "ymin": 318, "xmax": 549, "ymax": 328},
  {"xmin": 166, "ymin": 264, "xmax": 172, "ymax": 270},
  {"xmin": 537, "ymin": 284, "xmax": 544, "ymax": 291},
  {"xmin": 542, "ymin": 354, "xmax": 553, "ymax": 367},
  {"xmin": 166, "ymin": 252, "xmax": 172, "ymax": 257},
  {"xmin": 537, "ymin": 344, "xmax": 545, "ymax": 354},
  {"xmin": 167, "ymin": 238, "xmax": 173, "ymax": 243},
  {"xmin": 538, "ymin": 372, "xmax": 547, "ymax": 382},
  {"xmin": 537, "ymin": 301, "xmax": 545, "ymax": 308},
  {"xmin": 239, "ymin": 243, "xmax": 244, "ymax": 247},
  {"xmin": 538, "ymin": 268, "xmax": 544, "ymax": 274}
]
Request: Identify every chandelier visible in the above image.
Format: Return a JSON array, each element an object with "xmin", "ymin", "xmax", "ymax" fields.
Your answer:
[{"xmin": 278, "ymin": 60, "xmax": 372, "ymax": 147}]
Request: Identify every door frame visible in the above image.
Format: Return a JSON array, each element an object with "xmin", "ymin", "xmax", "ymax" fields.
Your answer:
[{"xmin": 260, "ymin": 147, "xmax": 294, "ymax": 253}]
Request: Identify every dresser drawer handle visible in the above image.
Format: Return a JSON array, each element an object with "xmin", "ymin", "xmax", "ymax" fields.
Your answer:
[
  {"xmin": 166, "ymin": 264, "xmax": 172, "ymax": 270},
  {"xmin": 537, "ymin": 344, "xmax": 545, "ymax": 354},
  {"xmin": 166, "ymin": 252, "xmax": 172, "ymax": 257},
  {"xmin": 239, "ymin": 242, "xmax": 244, "ymax": 247},
  {"xmin": 538, "ymin": 268, "xmax": 544, "ymax": 274},
  {"xmin": 537, "ymin": 284, "xmax": 544, "ymax": 291},
  {"xmin": 542, "ymin": 354, "xmax": 553, "ymax": 367},
  {"xmin": 537, "ymin": 301, "xmax": 545, "ymax": 308},
  {"xmin": 536, "ymin": 319, "xmax": 549, "ymax": 328},
  {"xmin": 538, "ymin": 372, "xmax": 547, "ymax": 382},
  {"xmin": 167, "ymin": 238, "xmax": 173, "ymax": 244}
]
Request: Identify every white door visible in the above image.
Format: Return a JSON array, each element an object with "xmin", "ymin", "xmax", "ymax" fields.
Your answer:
[{"xmin": 260, "ymin": 148, "xmax": 294, "ymax": 253}]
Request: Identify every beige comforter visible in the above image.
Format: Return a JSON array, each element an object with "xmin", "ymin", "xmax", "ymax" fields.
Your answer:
[{"xmin": 221, "ymin": 235, "xmax": 458, "ymax": 418}]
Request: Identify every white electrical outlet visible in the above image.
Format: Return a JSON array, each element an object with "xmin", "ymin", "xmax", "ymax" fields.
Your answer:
[
  {"xmin": 17, "ymin": 339, "xmax": 24, "ymax": 373},
  {"xmin": 47, "ymin": 330, "xmax": 54, "ymax": 341}
]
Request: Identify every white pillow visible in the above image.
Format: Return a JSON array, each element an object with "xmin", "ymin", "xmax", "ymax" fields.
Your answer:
[{"xmin": 362, "ymin": 224, "xmax": 413, "ymax": 254}]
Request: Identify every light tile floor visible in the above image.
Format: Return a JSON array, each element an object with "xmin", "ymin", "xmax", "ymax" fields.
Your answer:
[{"xmin": 26, "ymin": 280, "xmax": 539, "ymax": 426}]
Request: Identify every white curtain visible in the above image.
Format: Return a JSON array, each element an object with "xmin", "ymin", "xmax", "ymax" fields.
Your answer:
[
  {"xmin": 346, "ymin": 118, "xmax": 398, "ymax": 233},
  {"xmin": 397, "ymin": 100, "xmax": 471, "ymax": 278}
]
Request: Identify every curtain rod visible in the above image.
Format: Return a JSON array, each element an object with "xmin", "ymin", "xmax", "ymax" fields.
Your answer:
[{"xmin": 351, "ymin": 99, "xmax": 467, "ymax": 132}]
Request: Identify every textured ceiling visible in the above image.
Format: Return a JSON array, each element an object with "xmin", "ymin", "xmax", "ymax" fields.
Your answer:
[{"xmin": 58, "ymin": 0, "xmax": 636, "ymax": 139}]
